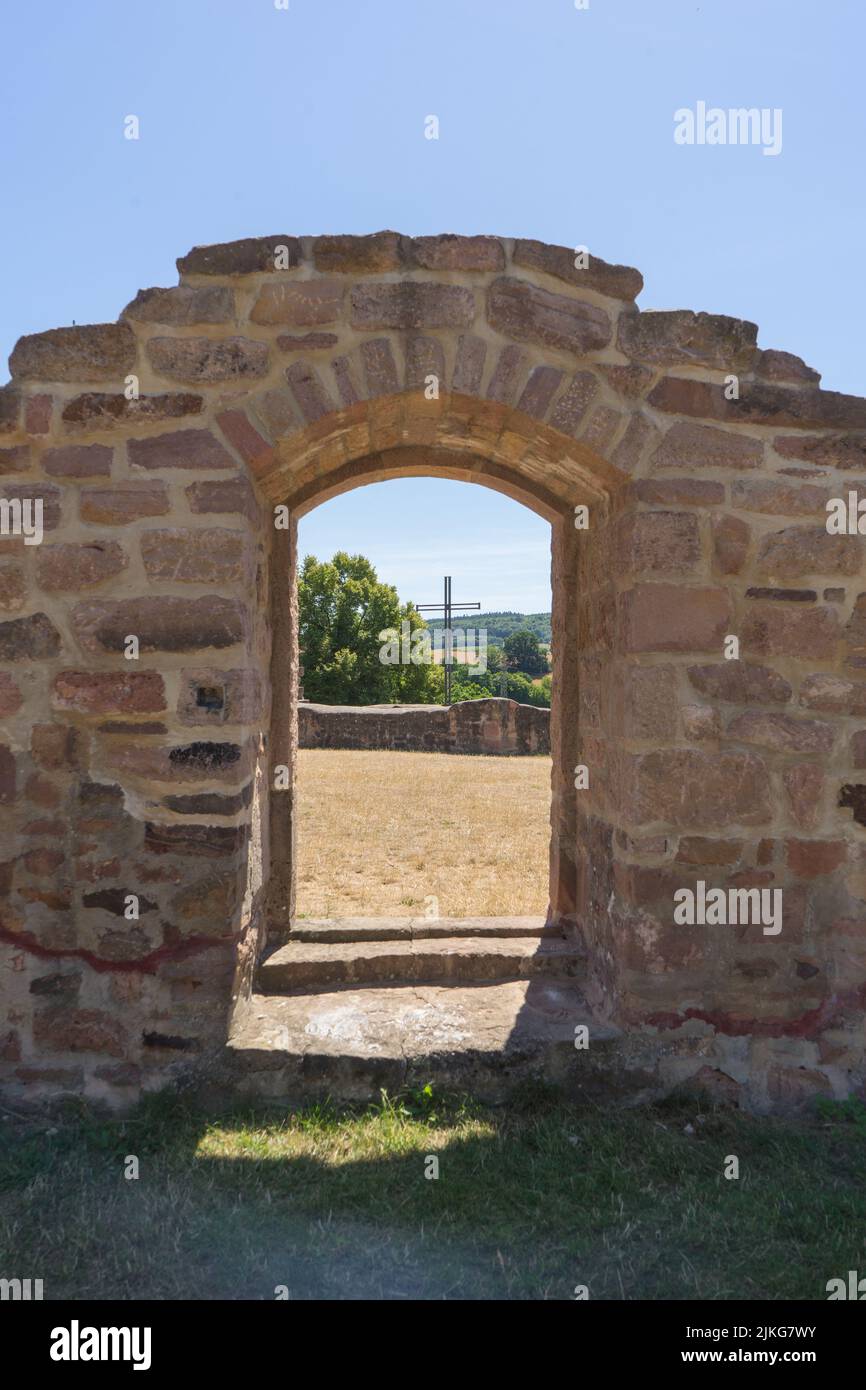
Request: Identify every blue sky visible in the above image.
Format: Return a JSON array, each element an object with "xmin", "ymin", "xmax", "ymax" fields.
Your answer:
[{"xmin": 2, "ymin": 0, "xmax": 861, "ymax": 611}]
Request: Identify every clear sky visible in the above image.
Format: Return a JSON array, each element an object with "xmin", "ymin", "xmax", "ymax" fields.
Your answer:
[{"xmin": 2, "ymin": 0, "xmax": 861, "ymax": 610}]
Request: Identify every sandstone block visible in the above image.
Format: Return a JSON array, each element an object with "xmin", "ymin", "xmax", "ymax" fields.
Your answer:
[
  {"xmin": 128, "ymin": 429, "xmax": 235, "ymax": 472},
  {"xmin": 250, "ymin": 280, "xmax": 343, "ymax": 326},
  {"xmin": 487, "ymin": 277, "xmax": 611, "ymax": 354},
  {"xmin": 147, "ymin": 336, "xmax": 269, "ymax": 383},
  {"xmin": 512, "ymin": 238, "xmax": 643, "ymax": 300},
  {"xmin": 10, "ymin": 324, "xmax": 136, "ymax": 383},
  {"xmin": 36, "ymin": 541, "xmax": 128, "ymax": 591},
  {"xmin": 619, "ymin": 309, "xmax": 757, "ymax": 370},
  {"xmin": 71, "ymin": 596, "xmax": 246, "ymax": 653},
  {"xmin": 141, "ymin": 528, "xmax": 250, "ymax": 584},
  {"xmin": 53, "ymin": 670, "xmax": 166, "ymax": 715},
  {"xmin": 177, "ymin": 237, "xmax": 301, "ymax": 275},
  {"xmin": 350, "ymin": 281, "xmax": 475, "ymax": 330},
  {"xmin": 122, "ymin": 285, "xmax": 235, "ymax": 325},
  {"xmin": 80, "ymin": 482, "xmax": 169, "ymax": 524},
  {"xmin": 619, "ymin": 584, "xmax": 732, "ymax": 653}
]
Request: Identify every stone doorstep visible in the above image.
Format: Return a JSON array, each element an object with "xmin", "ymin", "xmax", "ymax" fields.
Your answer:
[
  {"xmin": 224, "ymin": 979, "xmax": 619, "ymax": 1103},
  {"xmin": 258, "ymin": 935, "xmax": 586, "ymax": 993},
  {"xmin": 286, "ymin": 915, "xmax": 557, "ymax": 943}
]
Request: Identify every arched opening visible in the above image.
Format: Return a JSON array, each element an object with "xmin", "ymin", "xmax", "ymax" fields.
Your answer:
[{"xmin": 263, "ymin": 445, "xmax": 588, "ymax": 955}]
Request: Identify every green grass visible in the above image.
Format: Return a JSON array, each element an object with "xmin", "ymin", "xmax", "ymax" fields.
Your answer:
[{"xmin": 1, "ymin": 1086, "xmax": 864, "ymax": 1300}]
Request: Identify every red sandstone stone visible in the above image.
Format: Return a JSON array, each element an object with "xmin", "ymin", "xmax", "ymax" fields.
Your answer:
[
  {"xmin": 79, "ymin": 482, "xmax": 169, "ymax": 525},
  {"xmin": 0, "ymin": 564, "xmax": 26, "ymax": 612},
  {"xmin": 631, "ymin": 749, "xmax": 772, "ymax": 827},
  {"xmin": 147, "ymin": 336, "xmax": 269, "ymax": 383},
  {"xmin": 0, "ymin": 745, "xmax": 15, "ymax": 803},
  {"xmin": 412, "ymin": 234, "xmax": 505, "ymax": 271},
  {"xmin": 487, "ymin": 277, "xmax": 610, "ymax": 354},
  {"xmin": 178, "ymin": 236, "xmax": 302, "ymax": 275},
  {"xmin": 251, "ymin": 280, "xmax": 343, "ymax": 326},
  {"xmin": 313, "ymin": 232, "xmax": 401, "ymax": 273},
  {"xmin": 53, "ymin": 670, "xmax": 166, "ymax": 715},
  {"xmin": 786, "ymin": 840, "xmax": 847, "ymax": 878},
  {"xmin": 636, "ymin": 478, "xmax": 722, "ymax": 505},
  {"xmin": 404, "ymin": 335, "xmax": 446, "ymax": 392},
  {"xmin": 31, "ymin": 723, "xmax": 81, "ymax": 771},
  {"xmin": 451, "ymin": 335, "xmax": 487, "ymax": 393},
  {"xmin": 10, "ymin": 324, "xmax": 136, "ymax": 383},
  {"xmin": 799, "ymin": 672, "xmax": 866, "ymax": 715},
  {"xmin": 676, "ymin": 837, "xmax": 743, "ymax": 865},
  {"xmin": 619, "ymin": 309, "xmax": 757, "ymax": 370},
  {"xmin": 727, "ymin": 710, "xmax": 834, "ymax": 753},
  {"xmin": 774, "ymin": 433, "xmax": 866, "ymax": 471},
  {"xmin": 756, "ymin": 349, "xmax": 820, "ymax": 386},
  {"xmin": 611, "ymin": 414, "xmax": 660, "ymax": 475},
  {"xmin": 0, "ymin": 672, "xmax": 22, "ymax": 715},
  {"xmin": 687, "ymin": 662, "xmax": 792, "ymax": 705},
  {"xmin": 731, "ymin": 478, "xmax": 832, "ymax": 515},
  {"xmin": 71, "ymin": 596, "xmax": 247, "ymax": 653},
  {"xmin": 548, "ymin": 372, "xmax": 598, "ymax": 436},
  {"xmin": 128, "ymin": 429, "xmax": 235, "ymax": 472},
  {"xmin": 742, "ymin": 604, "xmax": 840, "ymax": 660},
  {"xmin": 712, "ymin": 514, "xmax": 751, "ymax": 575},
  {"xmin": 619, "ymin": 584, "xmax": 732, "ymax": 653},
  {"xmin": 0, "ymin": 446, "xmax": 31, "ymax": 474},
  {"xmin": 122, "ymin": 285, "xmax": 235, "ymax": 324},
  {"xmin": 32, "ymin": 1008, "xmax": 127, "ymax": 1057},
  {"xmin": 0, "ymin": 385, "xmax": 20, "ymax": 433},
  {"xmin": 617, "ymin": 511, "xmax": 700, "ymax": 576},
  {"xmin": 61, "ymin": 392, "xmax": 203, "ymax": 429},
  {"xmin": 651, "ymin": 420, "xmax": 762, "ymax": 471},
  {"xmin": 141, "ymin": 528, "xmax": 250, "ymax": 584},
  {"xmin": 783, "ymin": 764, "xmax": 824, "ymax": 830},
  {"xmin": 43, "ymin": 444, "xmax": 112, "ymax": 479},
  {"xmin": 681, "ymin": 704, "xmax": 722, "ymax": 741},
  {"xmin": 0, "ymin": 612, "xmax": 61, "ymax": 660},
  {"xmin": 216, "ymin": 411, "xmax": 274, "ymax": 473},
  {"xmin": 757, "ymin": 526, "xmax": 861, "ymax": 579},
  {"xmin": 361, "ymin": 338, "xmax": 400, "ymax": 396},
  {"xmin": 285, "ymin": 361, "xmax": 333, "ymax": 421},
  {"xmin": 351, "ymin": 281, "xmax": 475, "ymax": 330},
  {"xmin": 36, "ymin": 541, "xmax": 128, "ymax": 591},
  {"xmin": 25, "ymin": 395, "xmax": 52, "ymax": 434},
  {"xmin": 512, "ymin": 238, "xmax": 643, "ymax": 300},
  {"xmin": 186, "ymin": 475, "xmax": 260, "ymax": 523},
  {"xmin": 486, "ymin": 345, "xmax": 524, "ymax": 405},
  {"xmin": 276, "ymin": 332, "xmax": 339, "ymax": 351}
]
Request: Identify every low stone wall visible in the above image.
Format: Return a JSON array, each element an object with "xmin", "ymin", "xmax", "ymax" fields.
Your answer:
[{"xmin": 298, "ymin": 697, "xmax": 550, "ymax": 755}]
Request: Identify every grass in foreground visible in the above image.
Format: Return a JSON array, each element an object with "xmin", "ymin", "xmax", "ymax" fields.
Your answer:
[
  {"xmin": 1, "ymin": 1087, "xmax": 864, "ymax": 1301},
  {"xmin": 295, "ymin": 748, "xmax": 551, "ymax": 917}
]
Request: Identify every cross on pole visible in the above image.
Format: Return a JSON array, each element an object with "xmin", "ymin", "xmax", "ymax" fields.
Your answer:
[{"xmin": 416, "ymin": 575, "xmax": 481, "ymax": 705}]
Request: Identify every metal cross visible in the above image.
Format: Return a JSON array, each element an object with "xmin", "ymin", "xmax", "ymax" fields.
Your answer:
[{"xmin": 415, "ymin": 575, "xmax": 481, "ymax": 705}]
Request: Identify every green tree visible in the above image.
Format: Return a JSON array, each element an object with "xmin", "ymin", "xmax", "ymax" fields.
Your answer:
[
  {"xmin": 298, "ymin": 551, "xmax": 440, "ymax": 704},
  {"xmin": 503, "ymin": 628, "xmax": 549, "ymax": 677}
]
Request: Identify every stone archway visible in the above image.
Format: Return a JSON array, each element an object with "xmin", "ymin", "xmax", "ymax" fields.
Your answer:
[{"xmin": 2, "ymin": 230, "xmax": 865, "ymax": 1111}]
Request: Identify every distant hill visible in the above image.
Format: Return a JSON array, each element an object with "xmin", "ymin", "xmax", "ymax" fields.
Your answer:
[{"xmin": 424, "ymin": 611, "xmax": 552, "ymax": 644}]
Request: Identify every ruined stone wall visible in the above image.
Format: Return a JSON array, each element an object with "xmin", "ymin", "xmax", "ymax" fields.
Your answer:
[
  {"xmin": 298, "ymin": 697, "xmax": 550, "ymax": 755},
  {"xmin": 0, "ymin": 229, "xmax": 865, "ymax": 1112}
]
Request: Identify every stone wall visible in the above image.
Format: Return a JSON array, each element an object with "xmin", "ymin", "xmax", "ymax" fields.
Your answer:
[
  {"xmin": 0, "ymin": 228, "xmax": 865, "ymax": 1113},
  {"xmin": 298, "ymin": 697, "xmax": 550, "ymax": 755}
]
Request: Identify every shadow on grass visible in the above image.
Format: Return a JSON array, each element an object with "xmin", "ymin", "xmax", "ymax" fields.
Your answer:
[{"xmin": 1, "ymin": 1084, "xmax": 864, "ymax": 1301}]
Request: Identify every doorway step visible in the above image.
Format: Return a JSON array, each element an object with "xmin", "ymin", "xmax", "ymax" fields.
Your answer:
[{"xmin": 222, "ymin": 917, "xmax": 620, "ymax": 1104}]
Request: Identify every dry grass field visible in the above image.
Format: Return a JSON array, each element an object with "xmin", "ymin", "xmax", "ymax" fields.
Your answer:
[{"xmin": 295, "ymin": 748, "xmax": 552, "ymax": 917}]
